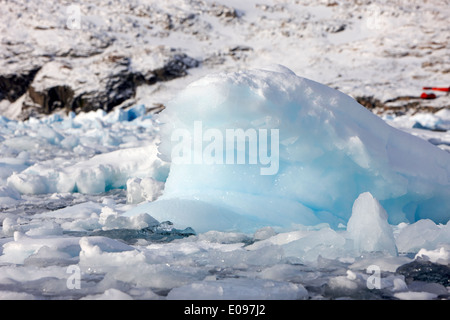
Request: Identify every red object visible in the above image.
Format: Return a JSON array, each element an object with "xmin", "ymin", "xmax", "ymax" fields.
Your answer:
[
  {"xmin": 420, "ymin": 92, "xmax": 437, "ymax": 99},
  {"xmin": 422, "ymin": 87, "xmax": 450, "ymax": 92}
]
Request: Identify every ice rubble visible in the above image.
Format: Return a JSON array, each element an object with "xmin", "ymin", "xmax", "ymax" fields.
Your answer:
[
  {"xmin": 126, "ymin": 66, "xmax": 450, "ymax": 233},
  {"xmin": 166, "ymin": 278, "xmax": 308, "ymax": 300}
]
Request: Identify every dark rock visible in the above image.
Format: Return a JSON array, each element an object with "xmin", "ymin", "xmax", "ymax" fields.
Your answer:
[{"xmin": 396, "ymin": 259, "xmax": 450, "ymax": 286}]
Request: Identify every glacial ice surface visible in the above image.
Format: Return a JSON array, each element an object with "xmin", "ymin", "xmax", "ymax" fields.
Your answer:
[{"xmin": 127, "ymin": 66, "xmax": 450, "ymax": 233}]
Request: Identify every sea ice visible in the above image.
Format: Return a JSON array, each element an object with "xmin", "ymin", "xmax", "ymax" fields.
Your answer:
[{"xmin": 126, "ymin": 66, "xmax": 450, "ymax": 233}]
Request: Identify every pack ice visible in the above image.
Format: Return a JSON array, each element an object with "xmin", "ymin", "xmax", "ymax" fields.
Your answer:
[{"xmin": 126, "ymin": 66, "xmax": 450, "ymax": 233}]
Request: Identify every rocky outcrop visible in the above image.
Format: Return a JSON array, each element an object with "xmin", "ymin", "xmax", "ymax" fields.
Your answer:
[{"xmin": 15, "ymin": 47, "xmax": 198, "ymax": 118}]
